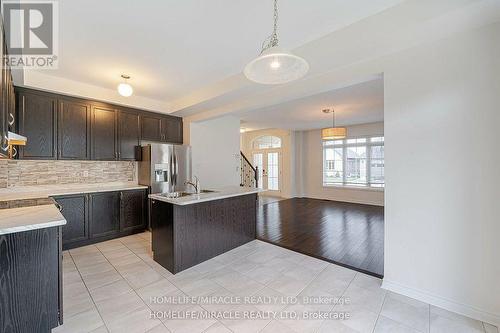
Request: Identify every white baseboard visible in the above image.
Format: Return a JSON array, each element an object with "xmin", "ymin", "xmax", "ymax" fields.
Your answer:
[{"xmin": 382, "ymin": 279, "xmax": 500, "ymax": 327}]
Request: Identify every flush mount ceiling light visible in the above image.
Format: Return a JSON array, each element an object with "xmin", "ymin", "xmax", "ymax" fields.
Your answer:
[
  {"xmin": 244, "ymin": 0, "xmax": 309, "ymax": 85},
  {"xmin": 321, "ymin": 108, "xmax": 347, "ymax": 140},
  {"xmin": 117, "ymin": 74, "xmax": 133, "ymax": 97}
]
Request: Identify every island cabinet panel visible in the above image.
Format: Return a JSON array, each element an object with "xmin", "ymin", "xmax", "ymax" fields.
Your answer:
[
  {"xmin": 152, "ymin": 194, "xmax": 257, "ymax": 274},
  {"xmin": 120, "ymin": 189, "xmax": 147, "ymax": 232},
  {"xmin": 89, "ymin": 191, "xmax": 120, "ymax": 238},
  {"xmin": 91, "ymin": 105, "xmax": 117, "ymax": 160},
  {"xmin": 58, "ymin": 99, "xmax": 91, "ymax": 160},
  {"xmin": 118, "ymin": 109, "xmax": 140, "ymax": 160},
  {"xmin": 151, "ymin": 198, "xmax": 174, "ymax": 272},
  {"xmin": 53, "ymin": 194, "xmax": 89, "ymax": 248},
  {"xmin": 17, "ymin": 90, "xmax": 57, "ymax": 159},
  {"xmin": 0, "ymin": 226, "xmax": 62, "ymax": 333},
  {"xmin": 141, "ymin": 114, "xmax": 162, "ymax": 141}
]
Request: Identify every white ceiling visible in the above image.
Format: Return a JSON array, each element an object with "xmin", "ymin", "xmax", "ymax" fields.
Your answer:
[
  {"xmin": 26, "ymin": 0, "xmax": 404, "ymax": 101},
  {"xmin": 19, "ymin": 0, "xmax": 500, "ymax": 118},
  {"xmin": 238, "ymin": 77, "xmax": 384, "ymax": 131}
]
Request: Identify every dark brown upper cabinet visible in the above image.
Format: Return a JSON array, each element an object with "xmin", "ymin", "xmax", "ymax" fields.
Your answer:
[
  {"xmin": 17, "ymin": 90, "xmax": 58, "ymax": 159},
  {"xmin": 118, "ymin": 109, "xmax": 140, "ymax": 160},
  {"xmin": 91, "ymin": 105, "xmax": 117, "ymax": 160},
  {"xmin": 140, "ymin": 114, "xmax": 162, "ymax": 142},
  {"xmin": 58, "ymin": 99, "xmax": 91, "ymax": 160},
  {"xmin": 161, "ymin": 116, "xmax": 183, "ymax": 144},
  {"xmin": 14, "ymin": 87, "xmax": 183, "ymax": 161}
]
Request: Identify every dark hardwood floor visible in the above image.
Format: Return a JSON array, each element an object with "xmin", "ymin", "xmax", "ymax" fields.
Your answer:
[{"xmin": 257, "ymin": 197, "xmax": 384, "ymax": 277}]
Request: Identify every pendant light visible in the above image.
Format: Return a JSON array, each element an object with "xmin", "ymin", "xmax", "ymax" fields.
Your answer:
[
  {"xmin": 117, "ymin": 74, "xmax": 133, "ymax": 97},
  {"xmin": 321, "ymin": 108, "xmax": 347, "ymax": 140},
  {"xmin": 244, "ymin": 0, "xmax": 309, "ymax": 84}
]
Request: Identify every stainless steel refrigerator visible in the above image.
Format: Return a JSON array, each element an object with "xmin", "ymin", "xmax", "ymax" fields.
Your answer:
[{"xmin": 138, "ymin": 143, "xmax": 192, "ymax": 194}]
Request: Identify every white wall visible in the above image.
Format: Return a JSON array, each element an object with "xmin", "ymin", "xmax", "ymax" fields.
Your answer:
[
  {"xmin": 188, "ymin": 116, "xmax": 241, "ymax": 188},
  {"xmin": 382, "ymin": 22, "xmax": 500, "ymax": 325},
  {"xmin": 295, "ymin": 122, "xmax": 385, "ymax": 206}
]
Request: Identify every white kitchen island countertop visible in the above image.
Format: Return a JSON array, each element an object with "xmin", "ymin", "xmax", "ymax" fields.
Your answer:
[
  {"xmin": 0, "ymin": 204, "xmax": 66, "ymax": 235},
  {"xmin": 149, "ymin": 186, "xmax": 261, "ymax": 205}
]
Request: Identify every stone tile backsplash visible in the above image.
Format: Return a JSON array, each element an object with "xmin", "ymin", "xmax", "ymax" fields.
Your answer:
[{"xmin": 0, "ymin": 160, "xmax": 136, "ymax": 188}]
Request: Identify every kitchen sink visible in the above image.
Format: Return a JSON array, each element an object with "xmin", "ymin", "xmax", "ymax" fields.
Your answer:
[{"xmin": 160, "ymin": 189, "xmax": 217, "ymax": 198}]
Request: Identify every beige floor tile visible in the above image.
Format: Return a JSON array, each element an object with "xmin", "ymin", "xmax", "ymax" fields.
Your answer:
[
  {"xmin": 204, "ymin": 322, "xmax": 233, "ymax": 333},
  {"xmin": 341, "ymin": 283, "xmax": 387, "ymax": 313},
  {"xmin": 243, "ymin": 265, "xmax": 282, "ymax": 285},
  {"xmin": 64, "ymin": 292, "xmax": 96, "ymax": 319},
  {"xmin": 95, "ymin": 290, "xmax": 146, "ymax": 324},
  {"xmin": 78, "ymin": 262, "xmax": 115, "ymax": 277},
  {"xmin": 209, "ymin": 269, "xmax": 265, "ymax": 296},
  {"xmin": 261, "ymin": 320, "xmax": 297, "ymax": 333},
  {"xmin": 430, "ymin": 312, "xmax": 484, "ymax": 333},
  {"xmin": 381, "ymin": 292, "xmax": 429, "ymax": 333},
  {"xmin": 266, "ymin": 273, "xmax": 311, "ymax": 297},
  {"xmin": 351, "ymin": 273, "xmax": 383, "ymax": 291},
  {"xmin": 52, "ymin": 308, "xmax": 104, "ymax": 333},
  {"xmin": 430, "ymin": 306, "xmax": 485, "ymax": 332},
  {"xmin": 374, "ymin": 315, "xmax": 421, "ymax": 333},
  {"xmin": 136, "ymin": 278, "xmax": 178, "ymax": 301},
  {"xmin": 124, "ymin": 268, "xmax": 164, "ymax": 289},
  {"xmin": 106, "ymin": 307, "xmax": 163, "ymax": 333},
  {"xmin": 82, "ymin": 269, "xmax": 123, "ymax": 290},
  {"xmin": 162, "ymin": 305, "xmax": 216, "ymax": 333},
  {"xmin": 89, "ymin": 279, "xmax": 133, "ymax": 303}
]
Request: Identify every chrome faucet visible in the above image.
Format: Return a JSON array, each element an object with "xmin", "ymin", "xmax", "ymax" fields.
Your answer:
[{"xmin": 185, "ymin": 176, "xmax": 200, "ymax": 194}]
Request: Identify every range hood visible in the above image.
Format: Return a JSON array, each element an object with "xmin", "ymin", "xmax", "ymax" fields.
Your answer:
[{"xmin": 7, "ymin": 131, "xmax": 27, "ymax": 146}]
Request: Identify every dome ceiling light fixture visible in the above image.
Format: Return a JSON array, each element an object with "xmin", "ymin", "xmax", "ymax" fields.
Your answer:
[
  {"xmin": 321, "ymin": 108, "xmax": 347, "ymax": 140},
  {"xmin": 244, "ymin": 0, "xmax": 309, "ymax": 85},
  {"xmin": 117, "ymin": 74, "xmax": 133, "ymax": 97}
]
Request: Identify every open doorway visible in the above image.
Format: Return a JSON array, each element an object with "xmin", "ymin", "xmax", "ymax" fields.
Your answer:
[{"xmin": 239, "ymin": 77, "xmax": 385, "ymax": 277}]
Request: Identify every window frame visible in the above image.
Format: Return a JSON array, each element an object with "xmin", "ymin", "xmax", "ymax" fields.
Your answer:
[{"xmin": 322, "ymin": 135, "xmax": 384, "ymax": 189}]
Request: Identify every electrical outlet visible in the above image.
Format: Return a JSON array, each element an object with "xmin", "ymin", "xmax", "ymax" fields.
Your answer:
[{"xmin": 83, "ymin": 171, "xmax": 89, "ymax": 177}]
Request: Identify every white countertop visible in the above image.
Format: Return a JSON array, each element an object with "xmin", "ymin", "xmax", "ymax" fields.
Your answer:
[
  {"xmin": 149, "ymin": 186, "xmax": 261, "ymax": 205},
  {"xmin": 0, "ymin": 182, "xmax": 148, "ymax": 201},
  {"xmin": 0, "ymin": 204, "xmax": 66, "ymax": 235}
]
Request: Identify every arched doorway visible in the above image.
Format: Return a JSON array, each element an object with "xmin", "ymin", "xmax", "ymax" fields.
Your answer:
[{"xmin": 251, "ymin": 135, "xmax": 282, "ymax": 196}]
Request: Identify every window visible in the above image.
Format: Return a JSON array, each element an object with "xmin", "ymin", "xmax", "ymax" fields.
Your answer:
[
  {"xmin": 323, "ymin": 136, "xmax": 384, "ymax": 188},
  {"xmin": 253, "ymin": 136, "xmax": 281, "ymax": 149}
]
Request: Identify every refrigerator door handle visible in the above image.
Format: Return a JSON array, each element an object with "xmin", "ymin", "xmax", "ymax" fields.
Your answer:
[{"xmin": 169, "ymin": 153, "xmax": 174, "ymax": 185}]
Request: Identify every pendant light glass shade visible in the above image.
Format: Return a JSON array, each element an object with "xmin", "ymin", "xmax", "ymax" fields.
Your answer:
[
  {"xmin": 244, "ymin": 46, "xmax": 309, "ymax": 85},
  {"xmin": 117, "ymin": 83, "xmax": 133, "ymax": 97},
  {"xmin": 321, "ymin": 127, "xmax": 347, "ymax": 140},
  {"xmin": 321, "ymin": 108, "xmax": 346, "ymax": 140}
]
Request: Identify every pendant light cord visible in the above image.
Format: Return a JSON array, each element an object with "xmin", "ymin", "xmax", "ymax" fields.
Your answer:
[
  {"xmin": 332, "ymin": 109, "xmax": 336, "ymax": 128},
  {"xmin": 260, "ymin": 0, "xmax": 279, "ymax": 54}
]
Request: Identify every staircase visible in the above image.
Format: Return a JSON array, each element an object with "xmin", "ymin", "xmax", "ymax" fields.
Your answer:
[{"xmin": 240, "ymin": 151, "xmax": 258, "ymax": 188}]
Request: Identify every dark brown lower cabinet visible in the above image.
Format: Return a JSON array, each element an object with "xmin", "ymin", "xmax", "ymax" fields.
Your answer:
[
  {"xmin": 53, "ymin": 194, "xmax": 89, "ymax": 249},
  {"xmin": 0, "ymin": 226, "xmax": 62, "ymax": 333},
  {"xmin": 90, "ymin": 191, "xmax": 120, "ymax": 238},
  {"xmin": 120, "ymin": 189, "xmax": 147, "ymax": 233},
  {"xmin": 53, "ymin": 189, "xmax": 147, "ymax": 250}
]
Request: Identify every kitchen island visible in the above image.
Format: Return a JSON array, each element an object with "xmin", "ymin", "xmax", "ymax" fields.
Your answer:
[
  {"xmin": 149, "ymin": 187, "xmax": 260, "ymax": 274},
  {"xmin": 0, "ymin": 201, "xmax": 66, "ymax": 333}
]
